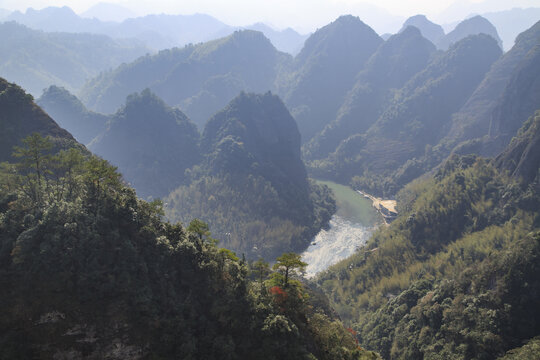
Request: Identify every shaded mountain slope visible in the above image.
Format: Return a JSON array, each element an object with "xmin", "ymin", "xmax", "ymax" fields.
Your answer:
[
  {"xmin": 81, "ymin": 30, "xmax": 289, "ymax": 127},
  {"xmin": 37, "ymin": 85, "xmax": 108, "ymax": 145},
  {"xmin": 311, "ymin": 34, "xmax": 502, "ymax": 195},
  {"xmin": 304, "ymin": 26, "xmax": 436, "ymax": 161},
  {"xmin": 442, "ymin": 20, "xmax": 540, "ymax": 150},
  {"xmin": 0, "ymin": 78, "xmax": 76, "ymax": 162},
  {"xmin": 279, "ymin": 15, "xmax": 383, "ymax": 142},
  {"xmin": 89, "ymin": 89, "xmax": 200, "ymax": 199}
]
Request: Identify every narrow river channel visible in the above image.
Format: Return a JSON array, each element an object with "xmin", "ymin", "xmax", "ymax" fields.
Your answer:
[{"xmin": 302, "ymin": 180, "xmax": 381, "ymax": 278}]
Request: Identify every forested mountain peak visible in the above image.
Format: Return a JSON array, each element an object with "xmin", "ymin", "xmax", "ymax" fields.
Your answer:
[
  {"xmin": 202, "ymin": 92, "xmax": 305, "ymax": 186},
  {"xmin": 400, "ymin": 34, "xmax": 502, "ymax": 97},
  {"xmin": 167, "ymin": 92, "xmax": 335, "ymax": 259},
  {"xmin": 295, "ymin": 15, "xmax": 381, "ymax": 65},
  {"xmin": 0, "ymin": 78, "xmax": 75, "ymax": 162},
  {"xmin": 363, "ymin": 26, "xmax": 436, "ymax": 87},
  {"xmin": 89, "ymin": 89, "xmax": 200, "ymax": 199},
  {"xmin": 80, "ymin": 29, "xmax": 286, "ymax": 126},
  {"xmin": 188, "ymin": 29, "xmax": 277, "ymax": 61},
  {"xmin": 399, "ymin": 14, "xmax": 445, "ymax": 44}
]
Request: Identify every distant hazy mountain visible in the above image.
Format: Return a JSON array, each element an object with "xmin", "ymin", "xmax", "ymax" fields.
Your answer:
[
  {"xmin": 482, "ymin": 7, "xmax": 540, "ymax": 50},
  {"xmin": 166, "ymin": 92, "xmax": 334, "ymax": 259},
  {"xmin": 0, "ymin": 78, "xmax": 75, "ymax": 162},
  {"xmin": 399, "ymin": 15, "xmax": 445, "ymax": 44},
  {"xmin": 5, "ymin": 6, "xmax": 307, "ymax": 54},
  {"xmin": 89, "ymin": 89, "xmax": 200, "ymax": 199},
  {"xmin": 436, "ymin": 0, "xmax": 540, "ymax": 24},
  {"xmin": 81, "ymin": 2, "xmax": 138, "ymax": 22},
  {"xmin": 437, "ymin": 15, "xmax": 503, "ymax": 50},
  {"xmin": 304, "ymin": 26, "xmax": 436, "ymax": 161},
  {"xmin": 81, "ymin": 30, "xmax": 289, "ymax": 127},
  {"xmin": 279, "ymin": 15, "xmax": 383, "ymax": 143},
  {"xmin": 0, "ymin": 22, "xmax": 148, "ymax": 96},
  {"xmin": 312, "ymin": 35, "xmax": 502, "ymax": 195},
  {"xmin": 37, "ymin": 86, "xmax": 108, "ymax": 145},
  {"xmin": 6, "ymin": 6, "xmax": 111, "ymax": 33},
  {"xmin": 0, "ymin": 9, "xmax": 11, "ymax": 19},
  {"xmin": 245, "ymin": 23, "xmax": 308, "ymax": 55}
]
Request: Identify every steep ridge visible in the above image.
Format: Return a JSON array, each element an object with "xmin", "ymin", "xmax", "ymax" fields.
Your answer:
[
  {"xmin": 399, "ymin": 15, "xmax": 444, "ymax": 44},
  {"xmin": 495, "ymin": 110, "xmax": 540, "ymax": 185},
  {"xmin": 0, "ymin": 78, "xmax": 76, "ymax": 162},
  {"xmin": 89, "ymin": 89, "xmax": 200, "ymax": 199},
  {"xmin": 81, "ymin": 30, "xmax": 289, "ymax": 127},
  {"xmin": 488, "ymin": 39, "xmax": 540, "ymax": 150},
  {"xmin": 0, "ymin": 21, "xmax": 148, "ymax": 96},
  {"xmin": 279, "ymin": 15, "xmax": 383, "ymax": 142},
  {"xmin": 438, "ymin": 15, "xmax": 503, "ymax": 50},
  {"xmin": 304, "ymin": 26, "xmax": 436, "ymax": 161},
  {"xmin": 154, "ymin": 30, "xmax": 284, "ymax": 126},
  {"xmin": 312, "ymin": 34, "xmax": 502, "ymax": 195},
  {"xmin": 166, "ymin": 92, "xmax": 335, "ymax": 260},
  {"xmin": 442, "ymin": 20, "xmax": 540, "ymax": 150},
  {"xmin": 37, "ymin": 86, "xmax": 108, "ymax": 145}
]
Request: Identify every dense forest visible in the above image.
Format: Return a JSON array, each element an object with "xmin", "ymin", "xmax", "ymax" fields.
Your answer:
[
  {"xmin": 0, "ymin": 83, "xmax": 379, "ymax": 359},
  {"xmin": 1, "ymin": 6, "xmax": 540, "ymax": 359},
  {"xmin": 0, "ymin": 133, "xmax": 378, "ymax": 359},
  {"xmin": 316, "ymin": 111, "xmax": 540, "ymax": 359},
  {"xmin": 166, "ymin": 92, "xmax": 335, "ymax": 260}
]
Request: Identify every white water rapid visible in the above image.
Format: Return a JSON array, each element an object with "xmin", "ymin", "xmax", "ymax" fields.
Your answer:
[
  {"xmin": 302, "ymin": 216, "xmax": 375, "ymax": 278},
  {"xmin": 301, "ymin": 180, "xmax": 381, "ymax": 278}
]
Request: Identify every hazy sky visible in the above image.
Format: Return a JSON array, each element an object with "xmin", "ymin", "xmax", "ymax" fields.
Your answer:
[{"xmin": 0, "ymin": 0, "xmax": 538, "ymax": 33}]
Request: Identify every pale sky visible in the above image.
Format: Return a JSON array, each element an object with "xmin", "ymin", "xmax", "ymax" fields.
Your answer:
[{"xmin": 0, "ymin": 0, "xmax": 538, "ymax": 33}]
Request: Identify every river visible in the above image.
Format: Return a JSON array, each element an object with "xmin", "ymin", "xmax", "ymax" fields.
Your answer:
[{"xmin": 302, "ymin": 180, "xmax": 381, "ymax": 278}]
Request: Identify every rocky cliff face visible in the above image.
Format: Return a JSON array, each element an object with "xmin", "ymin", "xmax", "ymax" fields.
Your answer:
[{"xmin": 496, "ymin": 110, "xmax": 540, "ymax": 185}]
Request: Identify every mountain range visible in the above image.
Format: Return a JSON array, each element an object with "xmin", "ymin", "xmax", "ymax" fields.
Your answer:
[
  {"xmin": 1, "ymin": 7, "xmax": 540, "ymax": 359},
  {"xmin": 4, "ymin": 6, "xmax": 308, "ymax": 54},
  {"xmin": 0, "ymin": 21, "xmax": 148, "ymax": 96}
]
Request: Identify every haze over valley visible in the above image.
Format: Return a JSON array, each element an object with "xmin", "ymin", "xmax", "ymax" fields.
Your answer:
[{"xmin": 1, "ymin": 1, "xmax": 540, "ymax": 359}]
